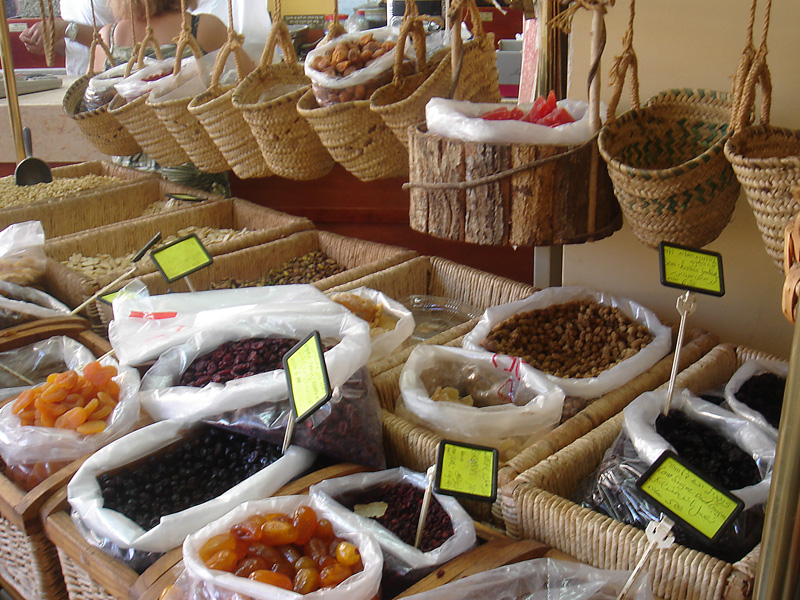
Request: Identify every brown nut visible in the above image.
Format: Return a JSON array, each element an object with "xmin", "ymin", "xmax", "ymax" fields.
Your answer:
[
  {"xmin": 353, "ymin": 84, "xmax": 367, "ymax": 100},
  {"xmin": 358, "ymin": 32, "xmax": 374, "ymax": 45},
  {"xmin": 339, "ymin": 89, "xmax": 354, "ymax": 102},
  {"xmin": 343, "ymin": 66, "xmax": 357, "ymax": 76},
  {"xmin": 331, "ymin": 43, "xmax": 349, "ymax": 64},
  {"xmin": 335, "ymin": 60, "xmax": 350, "ymax": 73}
]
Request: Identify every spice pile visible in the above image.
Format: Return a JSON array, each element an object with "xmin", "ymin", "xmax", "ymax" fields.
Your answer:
[
  {"xmin": 210, "ymin": 251, "xmax": 346, "ymax": 288},
  {"xmin": 0, "ymin": 175, "xmax": 120, "ymax": 208}
]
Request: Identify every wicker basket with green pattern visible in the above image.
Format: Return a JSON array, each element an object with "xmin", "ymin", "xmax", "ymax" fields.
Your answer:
[{"xmin": 597, "ymin": 4, "xmax": 739, "ymax": 249}]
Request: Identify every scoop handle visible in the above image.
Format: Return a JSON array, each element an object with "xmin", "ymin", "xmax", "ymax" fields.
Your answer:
[{"xmin": 23, "ymin": 126, "xmax": 33, "ymax": 158}]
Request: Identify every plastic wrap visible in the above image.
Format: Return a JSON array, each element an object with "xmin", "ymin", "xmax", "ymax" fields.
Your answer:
[
  {"xmin": 0, "ymin": 337, "xmax": 141, "ymax": 466},
  {"xmin": 0, "ymin": 335, "xmax": 83, "ymax": 389},
  {"xmin": 208, "ymin": 364, "xmax": 384, "ymax": 467},
  {"xmin": 399, "ymin": 558, "xmax": 652, "ymax": 600},
  {"xmin": 310, "ymin": 467, "xmax": 476, "ymax": 580},
  {"xmin": 328, "ymin": 287, "xmax": 415, "ymax": 362},
  {"xmin": 462, "ymin": 286, "xmax": 672, "ymax": 400},
  {"xmin": 67, "ymin": 419, "xmax": 317, "ymax": 555},
  {"xmin": 139, "ymin": 311, "xmax": 370, "ymax": 422},
  {"xmin": 108, "ymin": 281, "xmax": 338, "ymax": 365},
  {"xmin": 0, "ymin": 221, "xmax": 46, "ymax": 288},
  {"xmin": 395, "ymin": 345, "xmax": 564, "ymax": 460},
  {"xmin": 114, "ymin": 56, "xmax": 183, "ymax": 102},
  {"xmin": 426, "ymin": 97, "xmax": 607, "ymax": 145},
  {"xmin": 82, "ymin": 61, "xmax": 139, "ymax": 111},
  {"xmin": 577, "ymin": 389, "xmax": 776, "ymax": 563},
  {"xmin": 723, "ymin": 358, "xmax": 788, "ymax": 440},
  {"xmin": 178, "ymin": 495, "xmax": 382, "ymax": 600},
  {"xmin": 0, "ymin": 280, "xmax": 70, "ymax": 328},
  {"xmin": 148, "ymin": 48, "xmax": 248, "ymax": 104}
]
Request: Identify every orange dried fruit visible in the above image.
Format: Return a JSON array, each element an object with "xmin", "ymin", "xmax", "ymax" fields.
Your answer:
[
  {"xmin": 12, "ymin": 389, "xmax": 35, "ymax": 414},
  {"xmin": 54, "ymin": 406, "xmax": 87, "ymax": 430},
  {"xmin": 76, "ymin": 420, "xmax": 106, "ymax": 435}
]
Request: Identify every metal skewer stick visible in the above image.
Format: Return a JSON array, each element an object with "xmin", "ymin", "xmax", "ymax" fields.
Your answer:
[
  {"xmin": 414, "ymin": 465, "xmax": 436, "ymax": 549},
  {"xmin": 615, "ymin": 516, "xmax": 674, "ymax": 600},
  {"xmin": 663, "ymin": 291, "xmax": 696, "ymax": 415},
  {"xmin": 0, "ymin": 362, "xmax": 33, "ymax": 385},
  {"xmin": 69, "ymin": 266, "xmax": 138, "ymax": 316}
]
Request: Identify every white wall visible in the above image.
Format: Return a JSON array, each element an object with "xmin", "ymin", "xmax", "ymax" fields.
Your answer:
[{"xmin": 564, "ymin": 0, "xmax": 800, "ymax": 359}]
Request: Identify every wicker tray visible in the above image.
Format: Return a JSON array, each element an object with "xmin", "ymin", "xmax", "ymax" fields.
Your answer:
[
  {"xmin": 43, "ymin": 199, "xmax": 314, "ymax": 333},
  {"xmin": 132, "ymin": 230, "xmax": 416, "ymax": 296},
  {"xmin": 0, "ymin": 178, "xmax": 221, "ymax": 241},
  {"xmin": 39, "ymin": 463, "xmax": 369, "ymax": 600},
  {"xmin": 500, "ymin": 343, "xmax": 780, "ymax": 600},
  {"xmin": 0, "ymin": 318, "xmax": 110, "ymax": 600},
  {"xmin": 325, "ymin": 255, "xmax": 538, "ymax": 378}
]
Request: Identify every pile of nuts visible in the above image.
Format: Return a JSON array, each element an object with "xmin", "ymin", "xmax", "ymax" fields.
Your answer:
[
  {"xmin": 308, "ymin": 32, "xmax": 412, "ymax": 105},
  {"xmin": 63, "ymin": 225, "xmax": 254, "ymax": 281},
  {"xmin": 211, "ymin": 250, "xmax": 346, "ymax": 288},
  {"xmin": 0, "ymin": 256, "xmax": 44, "ymax": 287},
  {"xmin": 138, "ymin": 198, "xmax": 193, "ymax": 217},
  {"xmin": 480, "ymin": 299, "xmax": 654, "ymax": 379},
  {"xmin": 0, "ymin": 175, "xmax": 120, "ymax": 208}
]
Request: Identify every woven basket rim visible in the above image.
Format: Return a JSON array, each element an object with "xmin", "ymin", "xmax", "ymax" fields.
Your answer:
[
  {"xmin": 108, "ymin": 89, "xmax": 151, "ymax": 115},
  {"xmin": 62, "ymin": 74, "xmax": 102, "ymax": 118},
  {"xmin": 598, "ymin": 106, "xmax": 731, "ymax": 180},
  {"xmin": 187, "ymin": 84, "xmax": 236, "ymax": 111},
  {"xmin": 724, "ymin": 123, "xmax": 800, "ymax": 167},
  {"xmin": 297, "ymin": 87, "xmax": 370, "ymax": 115},
  {"xmin": 232, "ymin": 63, "xmax": 309, "ymax": 110}
]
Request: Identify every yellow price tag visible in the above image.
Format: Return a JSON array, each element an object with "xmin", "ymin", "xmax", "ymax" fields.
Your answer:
[
  {"xmin": 434, "ymin": 441, "xmax": 498, "ymax": 502},
  {"xmin": 150, "ymin": 234, "xmax": 213, "ymax": 283},
  {"xmin": 659, "ymin": 242, "xmax": 724, "ymax": 296},
  {"xmin": 637, "ymin": 452, "xmax": 743, "ymax": 541},
  {"xmin": 283, "ymin": 332, "xmax": 331, "ymax": 422}
]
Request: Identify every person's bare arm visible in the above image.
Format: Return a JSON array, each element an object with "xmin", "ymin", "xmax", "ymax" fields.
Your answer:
[
  {"xmin": 195, "ymin": 14, "xmax": 228, "ymax": 54},
  {"xmin": 20, "ymin": 17, "xmax": 97, "ymax": 55}
]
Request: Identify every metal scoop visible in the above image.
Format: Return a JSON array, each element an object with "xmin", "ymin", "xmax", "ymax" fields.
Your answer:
[{"xmin": 15, "ymin": 127, "xmax": 53, "ymax": 186}]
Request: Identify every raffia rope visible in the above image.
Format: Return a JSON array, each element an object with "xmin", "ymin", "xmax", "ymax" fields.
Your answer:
[
  {"xmin": 606, "ymin": 0, "xmax": 639, "ymax": 120},
  {"xmin": 36, "ymin": 0, "xmax": 55, "ymax": 66},
  {"xmin": 86, "ymin": 0, "xmax": 115, "ymax": 73},
  {"xmin": 549, "ymin": 0, "xmax": 614, "ymax": 35}
]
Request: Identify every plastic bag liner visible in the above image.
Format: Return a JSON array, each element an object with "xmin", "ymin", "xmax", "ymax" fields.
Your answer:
[
  {"xmin": 83, "ymin": 59, "xmax": 154, "ymax": 111},
  {"xmin": 0, "ymin": 335, "xmax": 87, "ymax": 390},
  {"xmin": 462, "ymin": 287, "xmax": 672, "ymax": 400},
  {"xmin": 399, "ymin": 558, "xmax": 653, "ymax": 600},
  {"xmin": 0, "ymin": 337, "xmax": 141, "ymax": 466},
  {"xmin": 576, "ymin": 388, "xmax": 776, "ymax": 563},
  {"xmin": 426, "ymin": 97, "xmax": 608, "ymax": 146},
  {"xmin": 395, "ymin": 345, "xmax": 564, "ymax": 461},
  {"xmin": 0, "ymin": 280, "xmax": 70, "ymax": 329},
  {"xmin": 68, "ymin": 418, "xmax": 317, "ymax": 556},
  {"xmin": 0, "ymin": 221, "xmax": 46, "ymax": 285},
  {"xmin": 208, "ymin": 364, "xmax": 385, "ymax": 468},
  {"xmin": 724, "ymin": 358, "xmax": 788, "ymax": 440},
  {"xmin": 149, "ymin": 47, "xmax": 250, "ymax": 104},
  {"xmin": 109, "ymin": 281, "xmax": 337, "ymax": 365},
  {"xmin": 178, "ymin": 495, "xmax": 382, "ymax": 600},
  {"xmin": 139, "ymin": 310, "xmax": 370, "ymax": 422},
  {"xmin": 328, "ymin": 286, "xmax": 415, "ymax": 362},
  {"xmin": 309, "ymin": 467, "xmax": 476, "ymax": 580},
  {"xmin": 115, "ymin": 56, "xmax": 188, "ymax": 102}
]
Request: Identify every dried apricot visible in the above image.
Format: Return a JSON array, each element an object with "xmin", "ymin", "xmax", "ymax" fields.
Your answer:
[
  {"xmin": 249, "ymin": 569, "xmax": 293, "ymax": 590},
  {"xmin": 54, "ymin": 406, "xmax": 87, "ymax": 430}
]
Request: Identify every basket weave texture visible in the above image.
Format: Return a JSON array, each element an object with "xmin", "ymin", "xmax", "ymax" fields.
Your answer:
[
  {"xmin": 62, "ymin": 75, "xmax": 142, "ymax": 157},
  {"xmin": 0, "ymin": 516, "xmax": 66, "ymax": 600},
  {"xmin": 503, "ymin": 343, "xmax": 781, "ymax": 600},
  {"xmin": 232, "ymin": 14, "xmax": 333, "ymax": 181},
  {"xmin": 599, "ymin": 88, "xmax": 739, "ymax": 249}
]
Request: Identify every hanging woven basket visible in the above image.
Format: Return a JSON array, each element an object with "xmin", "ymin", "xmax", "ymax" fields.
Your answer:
[{"xmin": 232, "ymin": 6, "xmax": 334, "ymax": 181}]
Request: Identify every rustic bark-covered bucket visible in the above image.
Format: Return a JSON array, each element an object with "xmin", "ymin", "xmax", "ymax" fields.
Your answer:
[{"xmin": 406, "ymin": 125, "xmax": 622, "ymax": 246}]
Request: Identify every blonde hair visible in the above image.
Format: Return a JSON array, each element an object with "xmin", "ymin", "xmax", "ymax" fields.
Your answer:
[{"xmin": 109, "ymin": 0, "xmax": 196, "ymax": 21}]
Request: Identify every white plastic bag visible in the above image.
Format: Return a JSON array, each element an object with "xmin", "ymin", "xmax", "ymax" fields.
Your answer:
[
  {"xmin": 108, "ymin": 281, "xmax": 337, "ymax": 365},
  {"xmin": 328, "ymin": 287, "xmax": 415, "ymax": 362},
  {"xmin": 180, "ymin": 495, "xmax": 382, "ymax": 600},
  {"xmin": 0, "ymin": 337, "xmax": 141, "ymax": 465},
  {"xmin": 396, "ymin": 345, "xmax": 564, "ymax": 460},
  {"xmin": 310, "ymin": 467, "xmax": 476, "ymax": 577},
  {"xmin": 400, "ymin": 558, "xmax": 653, "ymax": 600},
  {"xmin": 425, "ymin": 97, "xmax": 607, "ymax": 145},
  {"xmin": 0, "ymin": 280, "xmax": 70, "ymax": 328},
  {"xmin": 0, "ymin": 220, "xmax": 46, "ymax": 287},
  {"xmin": 139, "ymin": 311, "xmax": 370, "ymax": 422},
  {"xmin": 723, "ymin": 358, "xmax": 788, "ymax": 439},
  {"xmin": 462, "ymin": 287, "xmax": 672, "ymax": 400},
  {"xmin": 68, "ymin": 419, "xmax": 316, "ymax": 553},
  {"xmin": 115, "ymin": 56, "xmax": 186, "ymax": 101}
]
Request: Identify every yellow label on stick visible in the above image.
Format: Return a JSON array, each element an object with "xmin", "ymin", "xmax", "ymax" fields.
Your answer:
[
  {"xmin": 435, "ymin": 441, "xmax": 498, "ymax": 502},
  {"xmin": 150, "ymin": 234, "xmax": 213, "ymax": 283},
  {"xmin": 660, "ymin": 243, "xmax": 724, "ymax": 296},
  {"xmin": 638, "ymin": 453, "xmax": 742, "ymax": 540},
  {"xmin": 284, "ymin": 332, "xmax": 331, "ymax": 421}
]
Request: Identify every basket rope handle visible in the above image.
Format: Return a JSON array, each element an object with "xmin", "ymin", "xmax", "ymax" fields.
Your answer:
[
  {"xmin": 606, "ymin": 0, "xmax": 639, "ymax": 122},
  {"xmin": 207, "ymin": 0, "xmax": 250, "ymax": 89},
  {"xmin": 259, "ymin": 0, "xmax": 297, "ymax": 68},
  {"xmin": 124, "ymin": 0, "xmax": 164, "ymax": 77},
  {"xmin": 36, "ymin": 0, "xmax": 56, "ymax": 66},
  {"xmin": 321, "ymin": 0, "xmax": 346, "ymax": 44},
  {"xmin": 86, "ymin": 0, "xmax": 117, "ymax": 75},
  {"xmin": 392, "ymin": 0, "xmax": 428, "ymax": 82},
  {"xmin": 446, "ymin": 0, "xmax": 485, "ymax": 99},
  {"xmin": 171, "ymin": 0, "xmax": 205, "ymax": 77},
  {"xmin": 731, "ymin": 0, "xmax": 772, "ymax": 132}
]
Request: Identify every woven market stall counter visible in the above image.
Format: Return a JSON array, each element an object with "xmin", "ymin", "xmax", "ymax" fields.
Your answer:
[
  {"xmin": 500, "ymin": 343, "xmax": 782, "ymax": 600},
  {"xmin": 0, "ymin": 318, "xmax": 112, "ymax": 600}
]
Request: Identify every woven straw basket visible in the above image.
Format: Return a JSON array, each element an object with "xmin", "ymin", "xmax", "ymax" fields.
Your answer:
[
  {"xmin": 501, "ymin": 343, "xmax": 781, "ymax": 600},
  {"xmin": 146, "ymin": 33, "xmax": 230, "ymax": 173},
  {"xmin": 598, "ymin": 88, "xmax": 739, "ymax": 249},
  {"xmin": 63, "ymin": 75, "xmax": 142, "ymax": 157},
  {"xmin": 370, "ymin": 0, "xmax": 500, "ymax": 148},
  {"xmin": 232, "ymin": 14, "xmax": 333, "ymax": 180},
  {"xmin": 188, "ymin": 36, "xmax": 271, "ymax": 179}
]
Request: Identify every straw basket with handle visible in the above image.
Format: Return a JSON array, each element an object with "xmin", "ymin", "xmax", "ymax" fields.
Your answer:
[
  {"xmin": 597, "ymin": 0, "xmax": 740, "ymax": 249},
  {"xmin": 231, "ymin": 0, "xmax": 334, "ymax": 180},
  {"xmin": 107, "ymin": 0, "xmax": 191, "ymax": 167},
  {"xmin": 146, "ymin": 0, "xmax": 229, "ymax": 173},
  {"xmin": 295, "ymin": 0, "xmax": 410, "ymax": 182},
  {"xmin": 187, "ymin": 4, "xmax": 270, "ymax": 180},
  {"xmin": 62, "ymin": 1, "xmax": 142, "ymax": 157},
  {"xmin": 724, "ymin": 0, "xmax": 800, "ymax": 271},
  {"xmin": 405, "ymin": 0, "xmax": 620, "ymax": 247}
]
